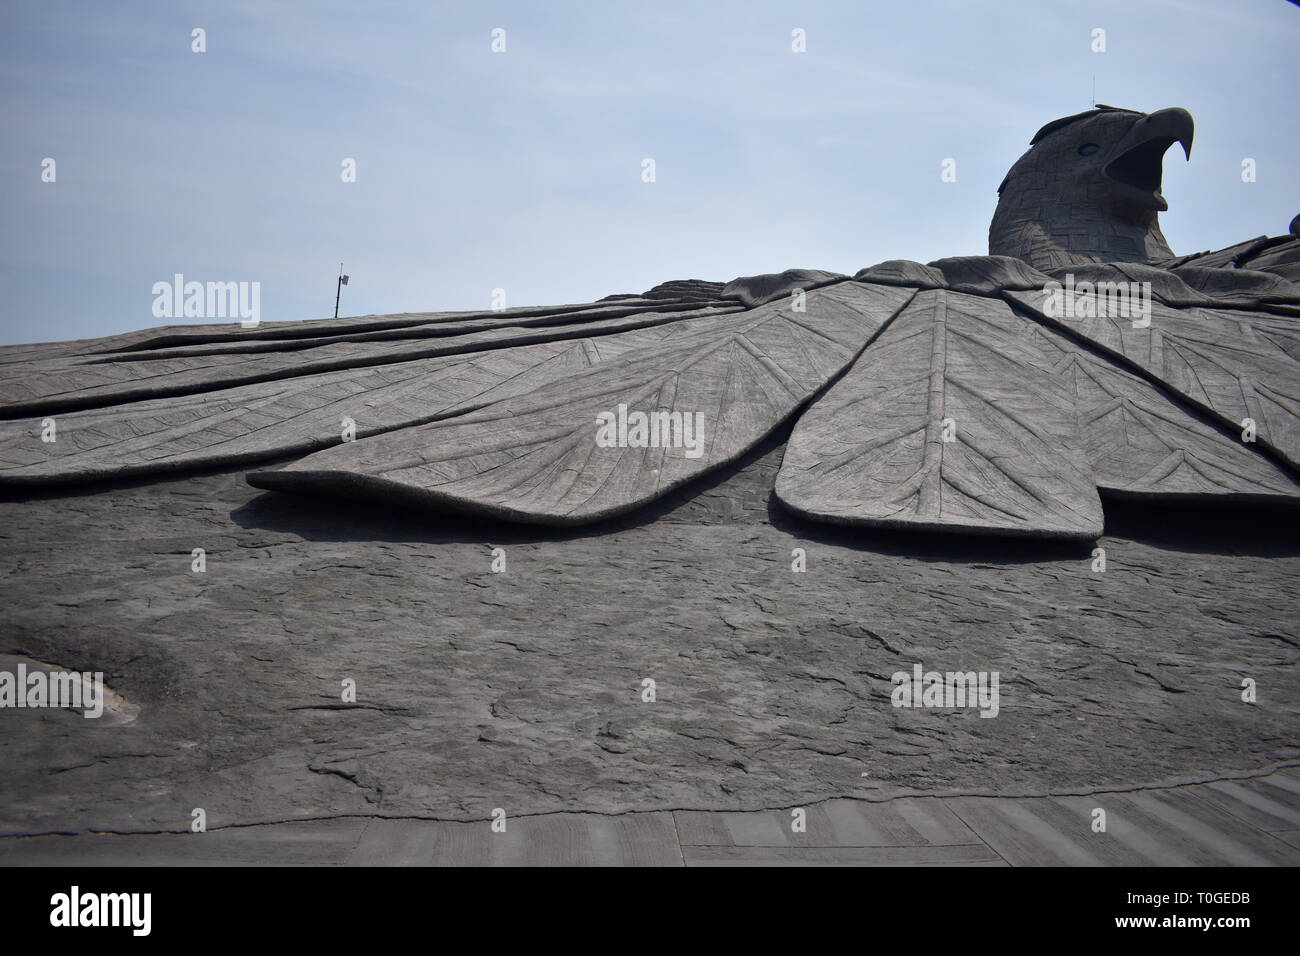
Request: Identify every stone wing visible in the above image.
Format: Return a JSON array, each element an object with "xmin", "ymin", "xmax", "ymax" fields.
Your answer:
[
  {"xmin": 245, "ymin": 282, "xmax": 914, "ymax": 524},
  {"xmin": 1027, "ymin": 320, "xmax": 1299, "ymax": 501},
  {"xmin": 775, "ymin": 257, "xmax": 1300, "ymax": 538},
  {"xmin": 1007, "ymin": 262, "xmax": 1300, "ymax": 469},
  {"xmin": 5, "ymin": 256, "xmax": 1297, "ymax": 538},
  {"xmin": 1161, "ymin": 229, "xmax": 1300, "ymax": 284},
  {"xmin": 774, "ymin": 288, "xmax": 1104, "ymax": 538},
  {"xmin": 0, "ymin": 285, "xmax": 750, "ymax": 485}
]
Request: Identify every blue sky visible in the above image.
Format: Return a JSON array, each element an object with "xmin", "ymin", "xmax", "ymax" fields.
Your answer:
[{"xmin": 1, "ymin": 0, "xmax": 1296, "ymax": 344}]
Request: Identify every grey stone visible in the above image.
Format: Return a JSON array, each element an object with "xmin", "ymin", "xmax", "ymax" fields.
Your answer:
[
  {"xmin": 853, "ymin": 259, "xmax": 946, "ymax": 289},
  {"xmin": 774, "ymin": 289, "xmax": 1104, "ymax": 538},
  {"xmin": 928, "ymin": 255, "xmax": 1050, "ymax": 296},
  {"xmin": 1045, "ymin": 261, "xmax": 1300, "ymax": 311},
  {"xmin": 1045, "ymin": 262, "xmax": 1214, "ymax": 309},
  {"xmin": 3, "ymin": 103, "xmax": 1299, "ymax": 542},
  {"xmin": 1238, "ymin": 241, "xmax": 1300, "ymax": 284},
  {"xmin": 720, "ymin": 269, "xmax": 846, "ymax": 307},
  {"xmin": 3, "ymin": 457, "xmax": 1298, "ymax": 834},
  {"xmin": 4, "ymin": 774, "xmax": 1298, "ymax": 864},
  {"xmin": 1174, "ymin": 265, "xmax": 1300, "ymax": 306},
  {"xmin": 1022, "ymin": 320, "xmax": 1300, "ymax": 501},
  {"xmin": 0, "ymin": 304, "xmax": 749, "ymax": 485},
  {"xmin": 0, "ymin": 299, "xmax": 739, "ymax": 417},
  {"xmin": 1170, "ymin": 234, "xmax": 1300, "ymax": 285},
  {"xmin": 1007, "ymin": 288, "xmax": 1300, "ymax": 470},
  {"xmin": 246, "ymin": 283, "xmax": 913, "ymax": 524},
  {"xmin": 989, "ymin": 106, "xmax": 1194, "ymax": 271}
]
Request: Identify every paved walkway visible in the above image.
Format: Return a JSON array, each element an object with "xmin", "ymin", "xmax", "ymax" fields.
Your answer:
[{"xmin": 3, "ymin": 767, "xmax": 1298, "ymax": 866}]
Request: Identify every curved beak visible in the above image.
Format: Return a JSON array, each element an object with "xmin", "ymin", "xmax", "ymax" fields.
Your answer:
[{"xmin": 1103, "ymin": 107, "xmax": 1195, "ymax": 211}]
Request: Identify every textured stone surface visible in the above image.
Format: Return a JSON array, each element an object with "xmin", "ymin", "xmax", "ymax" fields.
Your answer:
[
  {"xmin": 4, "ymin": 772, "xmax": 1299, "ymax": 865},
  {"xmin": 775, "ymin": 289, "xmax": 1103, "ymax": 538},
  {"xmin": 8, "ymin": 255, "xmax": 1297, "ymax": 532},
  {"xmin": 929, "ymin": 255, "xmax": 1050, "ymax": 296},
  {"xmin": 2, "ymin": 447, "xmax": 1296, "ymax": 834},
  {"xmin": 989, "ymin": 106, "xmax": 1194, "ymax": 271},
  {"xmin": 1173, "ymin": 264, "xmax": 1300, "ymax": 306},
  {"xmin": 1046, "ymin": 262, "xmax": 1242, "ymax": 310},
  {"xmin": 1241, "ymin": 238, "xmax": 1300, "ymax": 284},
  {"xmin": 0, "ymin": 299, "xmax": 740, "ymax": 417},
  {"xmin": 1171, "ymin": 234, "xmax": 1300, "ymax": 285},
  {"xmin": 854, "ymin": 259, "xmax": 946, "ymax": 289},
  {"xmin": 0, "ymin": 303, "xmax": 752, "ymax": 485},
  {"xmin": 720, "ymin": 269, "xmax": 847, "ymax": 307},
  {"xmin": 1024, "ymin": 321, "xmax": 1300, "ymax": 501},
  {"xmin": 1009, "ymin": 289, "xmax": 1300, "ymax": 469},
  {"xmin": 247, "ymin": 283, "xmax": 913, "ymax": 525},
  {"xmin": 3, "ymin": 108, "xmax": 1296, "ymax": 541}
]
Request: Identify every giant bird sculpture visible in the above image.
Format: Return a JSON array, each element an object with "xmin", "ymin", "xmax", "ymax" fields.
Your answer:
[{"xmin": 2, "ymin": 105, "xmax": 1298, "ymax": 539}]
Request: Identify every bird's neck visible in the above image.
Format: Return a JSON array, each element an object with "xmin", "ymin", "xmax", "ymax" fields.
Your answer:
[{"xmin": 989, "ymin": 196, "xmax": 1175, "ymax": 271}]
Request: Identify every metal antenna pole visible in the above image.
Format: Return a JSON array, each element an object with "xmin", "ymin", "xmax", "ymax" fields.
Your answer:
[{"xmin": 334, "ymin": 262, "xmax": 343, "ymax": 319}]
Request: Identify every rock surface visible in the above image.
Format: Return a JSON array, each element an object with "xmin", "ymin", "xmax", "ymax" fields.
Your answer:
[
  {"xmin": 776, "ymin": 289, "xmax": 1103, "ymax": 538},
  {"xmin": 1008, "ymin": 289, "xmax": 1300, "ymax": 469},
  {"xmin": 2, "ymin": 443, "xmax": 1296, "ymax": 834},
  {"xmin": 0, "ymin": 303, "xmax": 751, "ymax": 485},
  {"xmin": 1029, "ymin": 322, "xmax": 1300, "ymax": 500},
  {"xmin": 247, "ymin": 282, "xmax": 913, "ymax": 525},
  {"xmin": 720, "ymin": 269, "xmax": 847, "ymax": 307}
]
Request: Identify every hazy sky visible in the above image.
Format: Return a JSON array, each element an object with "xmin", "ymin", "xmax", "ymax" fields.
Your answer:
[{"xmin": 1, "ymin": 0, "xmax": 1296, "ymax": 344}]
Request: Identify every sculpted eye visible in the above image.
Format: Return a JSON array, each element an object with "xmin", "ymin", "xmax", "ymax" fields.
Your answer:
[{"xmin": 1078, "ymin": 143, "xmax": 1101, "ymax": 156}]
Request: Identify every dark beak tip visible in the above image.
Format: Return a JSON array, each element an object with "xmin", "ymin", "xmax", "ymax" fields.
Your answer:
[{"xmin": 1148, "ymin": 106, "xmax": 1194, "ymax": 161}]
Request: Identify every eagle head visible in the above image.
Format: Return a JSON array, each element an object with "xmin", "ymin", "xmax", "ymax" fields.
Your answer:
[{"xmin": 989, "ymin": 105, "xmax": 1195, "ymax": 271}]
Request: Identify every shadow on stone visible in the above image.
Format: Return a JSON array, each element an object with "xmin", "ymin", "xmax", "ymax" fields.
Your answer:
[
  {"xmin": 233, "ymin": 439, "xmax": 1300, "ymax": 560},
  {"xmin": 230, "ymin": 427, "xmax": 794, "ymax": 545},
  {"xmin": 1097, "ymin": 497, "xmax": 1300, "ymax": 557}
]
